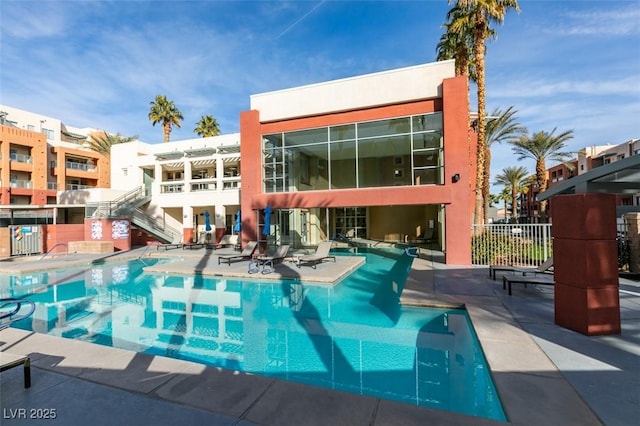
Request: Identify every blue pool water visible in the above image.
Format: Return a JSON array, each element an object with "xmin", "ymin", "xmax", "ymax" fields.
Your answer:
[{"xmin": 1, "ymin": 249, "xmax": 505, "ymax": 421}]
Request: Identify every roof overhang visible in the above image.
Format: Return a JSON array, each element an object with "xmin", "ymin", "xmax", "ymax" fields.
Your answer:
[
  {"xmin": 538, "ymin": 154, "xmax": 640, "ymax": 201},
  {"xmin": 155, "ymin": 151, "xmax": 184, "ymax": 160},
  {"xmin": 184, "ymin": 148, "xmax": 215, "ymax": 157},
  {"xmin": 61, "ymin": 130, "xmax": 87, "ymax": 140}
]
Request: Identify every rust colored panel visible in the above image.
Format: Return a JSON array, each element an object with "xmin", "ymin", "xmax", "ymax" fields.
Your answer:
[
  {"xmin": 553, "ymin": 238, "xmax": 619, "ymax": 288},
  {"xmin": 551, "ymin": 193, "xmax": 617, "ymax": 240},
  {"xmin": 555, "ymin": 283, "xmax": 621, "ymax": 335}
]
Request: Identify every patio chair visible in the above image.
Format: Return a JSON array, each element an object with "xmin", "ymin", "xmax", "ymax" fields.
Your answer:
[
  {"xmin": 218, "ymin": 241, "xmax": 257, "ymax": 265},
  {"xmin": 1, "ymin": 298, "xmax": 36, "ymax": 388},
  {"xmin": 296, "ymin": 241, "xmax": 336, "ymax": 269},
  {"xmin": 156, "ymin": 241, "xmax": 183, "ymax": 251},
  {"xmin": 489, "ymin": 256, "xmax": 553, "ymax": 281},
  {"xmin": 253, "ymin": 245, "xmax": 290, "ymax": 274},
  {"xmin": 183, "ymin": 232, "xmax": 208, "ymax": 250},
  {"xmin": 502, "ymin": 274, "xmax": 555, "ymax": 296},
  {"xmin": 207, "ymin": 234, "xmax": 238, "ymax": 250}
]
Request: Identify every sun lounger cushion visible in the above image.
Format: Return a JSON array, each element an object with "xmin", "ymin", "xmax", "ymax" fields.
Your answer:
[
  {"xmin": 296, "ymin": 241, "xmax": 336, "ymax": 269},
  {"xmin": 218, "ymin": 241, "xmax": 257, "ymax": 265}
]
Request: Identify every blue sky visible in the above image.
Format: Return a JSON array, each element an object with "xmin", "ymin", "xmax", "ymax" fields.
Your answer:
[{"xmin": 1, "ymin": 0, "xmax": 638, "ymax": 190}]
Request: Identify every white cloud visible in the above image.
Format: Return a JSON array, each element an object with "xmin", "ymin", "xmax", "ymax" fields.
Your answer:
[
  {"xmin": 551, "ymin": 4, "xmax": 640, "ymax": 36},
  {"xmin": 491, "ymin": 75, "xmax": 640, "ymax": 98}
]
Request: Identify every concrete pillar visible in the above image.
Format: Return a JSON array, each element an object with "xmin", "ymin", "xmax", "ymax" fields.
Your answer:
[
  {"xmin": 184, "ymin": 160, "xmax": 192, "ymax": 193},
  {"xmin": 183, "ymin": 206, "xmax": 194, "ymax": 243},
  {"xmin": 552, "ymin": 193, "xmax": 620, "ymax": 335},
  {"xmin": 215, "ymin": 204, "xmax": 227, "ymax": 242},
  {"xmin": 625, "ymin": 212, "xmax": 640, "ymax": 273},
  {"xmin": 216, "ymin": 157, "xmax": 224, "ymax": 192},
  {"xmin": 154, "ymin": 163, "xmax": 162, "ymax": 196}
]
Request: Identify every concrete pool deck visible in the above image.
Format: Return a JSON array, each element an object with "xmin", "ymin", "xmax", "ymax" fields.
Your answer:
[{"xmin": 1, "ymin": 247, "xmax": 638, "ymax": 425}]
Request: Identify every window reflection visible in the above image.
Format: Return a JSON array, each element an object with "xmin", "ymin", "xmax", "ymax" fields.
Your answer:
[{"xmin": 263, "ymin": 113, "xmax": 443, "ymax": 192}]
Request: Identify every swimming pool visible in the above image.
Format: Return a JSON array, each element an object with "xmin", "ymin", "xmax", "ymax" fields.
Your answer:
[{"xmin": 1, "ymin": 248, "xmax": 505, "ymax": 421}]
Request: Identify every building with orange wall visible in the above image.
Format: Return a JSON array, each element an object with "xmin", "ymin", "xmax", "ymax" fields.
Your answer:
[
  {"xmin": 519, "ymin": 139, "xmax": 639, "ymax": 222},
  {"xmin": 239, "ymin": 60, "xmax": 476, "ymax": 265},
  {"xmin": 0, "ymin": 106, "xmax": 110, "ymax": 215}
]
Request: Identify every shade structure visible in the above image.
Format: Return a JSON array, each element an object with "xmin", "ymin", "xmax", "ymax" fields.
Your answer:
[
  {"xmin": 233, "ymin": 211, "xmax": 241, "ymax": 232},
  {"xmin": 204, "ymin": 211, "xmax": 212, "ymax": 231},
  {"xmin": 263, "ymin": 204, "xmax": 272, "ymax": 236}
]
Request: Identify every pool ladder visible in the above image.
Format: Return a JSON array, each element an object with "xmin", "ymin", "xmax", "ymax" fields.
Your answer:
[
  {"xmin": 137, "ymin": 244, "xmax": 155, "ymax": 266},
  {"xmin": 40, "ymin": 243, "xmax": 68, "ymax": 260}
]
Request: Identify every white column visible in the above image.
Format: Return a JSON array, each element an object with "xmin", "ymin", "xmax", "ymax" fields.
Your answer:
[
  {"xmin": 154, "ymin": 163, "xmax": 162, "ymax": 196},
  {"xmin": 216, "ymin": 157, "xmax": 224, "ymax": 192},
  {"xmin": 183, "ymin": 205, "xmax": 194, "ymax": 229},
  {"xmin": 184, "ymin": 159, "xmax": 192, "ymax": 193},
  {"xmin": 215, "ymin": 204, "xmax": 226, "ymax": 230}
]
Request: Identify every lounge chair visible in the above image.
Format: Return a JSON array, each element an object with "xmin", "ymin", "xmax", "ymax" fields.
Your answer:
[
  {"xmin": 1, "ymin": 298, "xmax": 36, "ymax": 388},
  {"xmin": 183, "ymin": 233, "xmax": 208, "ymax": 250},
  {"xmin": 207, "ymin": 234, "xmax": 238, "ymax": 250},
  {"xmin": 156, "ymin": 242, "xmax": 183, "ymax": 251},
  {"xmin": 502, "ymin": 274, "xmax": 555, "ymax": 296},
  {"xmin": 489, "ymin": 256, "xmax": 553, "ymax": 281},
  {"xmin": 218, "ymin": 241, "xmax": 257, "ymax": 265},
  {"xmin": 253, "ymin": 245, "xmax": 290, "ymax": 274},
  {"xmin": 296, "ymin": 241, "xmax": 336, "ymax": 268},
  {"xmin": 0, "ymin": 351, "xmax": 31, "ymax": 388}
]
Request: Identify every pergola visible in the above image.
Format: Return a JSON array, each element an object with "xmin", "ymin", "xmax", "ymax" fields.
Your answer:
[{"xmin": 538, "ymin": 154, "xmax": 640, "ymax": 335}]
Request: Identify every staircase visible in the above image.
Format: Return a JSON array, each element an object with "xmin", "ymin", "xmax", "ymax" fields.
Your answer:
[{"xmin": 86, "ymin": 185, "xmax": 180, "ymax": 243}]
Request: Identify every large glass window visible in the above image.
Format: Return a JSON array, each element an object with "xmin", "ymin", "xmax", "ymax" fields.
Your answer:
[
  {"xmin": 330, "ymin": 140, "xmax": 356, "ymax": 189},
  {"xmin": 358, "ymin": 117, "xmax": 410, "ymax": 138},
  {"xmin": 358, "ymin": 135, "xmax": 411, "ymax": 187},
  {"xmin": 262, "ymin": 112, "xmax": 443, "ymax": 192},
  {"xmin": 284, "ymin": 128, "xmax": 327, "ymax": 146},
  {"xmin": 335, "ymin": 207, "xmax": 367, "ymax": 238},
  {"xmin": 263, "ymin": 134, "xmax": 285, "ymax": 193}
]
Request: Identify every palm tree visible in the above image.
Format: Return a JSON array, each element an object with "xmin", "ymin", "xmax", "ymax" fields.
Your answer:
[
  {"xmin": 436, "ymin": 5, "xmax": 474, "ymax": 78},
  {"xmin": 493, "ymin": 166, "xmax": 530, "ymax": 223},
  {"xmin": 449, "ymin": 0, "xmax": 521, "ymax": 224},
  {"xmin": 148, "ymin": 95, "xmax": 183, "ymax": 143},
  {"xmin": 194, "ymin": 115, "xmax": 221, "ymax": 137},
  {"xmin": 85, "ymin": 131, "xmax": 137, "ymax": 155},
  {"xmin": 483, "ymin": 106, "xmax": 527, "ymax": 222},
  {"xmin": 497, "ymin": 187, "xmax": 511, "ymax": 221},
  {"xmin": 509, "ymin": 128, "xmax": 574, "ymax": 219}
]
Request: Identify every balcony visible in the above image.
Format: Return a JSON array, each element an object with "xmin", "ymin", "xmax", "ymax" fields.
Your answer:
[
  {"xmin": 66, "ymin": 161, "xmax": 97, "ymax": 172},
  {"xmin": 222, "ymin": 177, "xmax": 241, "ymax": 190},
  {"xmin": 160, "ymin": 183, "xmax": 184, "ymax": 193},
  {"xmin": 66, "ymin": 184, "xmax": 93, "ymax": 190},
  {"xmin": 10, "ymin": 179, "xmax": 33, "ymax": 189},
  {"xmin": 191, "ymin": 180, "xmax": 216, "ymax": 192},
  {"xmin": 10, "ymin": 153, "xmax": 32, "ymax": 164}
]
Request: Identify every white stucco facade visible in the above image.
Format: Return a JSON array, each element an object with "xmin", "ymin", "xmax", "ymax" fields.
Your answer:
[
  {"xmin": 110, "ymin": 134, "xmax": 242, "ymax": 240},
  {"xmin": 250, "ymin": 60, "xmax": 456, "ymax": 122}
]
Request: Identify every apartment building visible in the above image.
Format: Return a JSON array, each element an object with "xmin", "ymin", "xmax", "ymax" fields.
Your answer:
[
  {"xmin": 519, "ymin": 139, "xmax": 640, "ymax": 222},
  {"xmin": 110, "ymin": 135, "xmax": 242, "ymax": 244},
  {"xmin": 0, "ymin": 106, "xmax": 110, "ymax": 210}
]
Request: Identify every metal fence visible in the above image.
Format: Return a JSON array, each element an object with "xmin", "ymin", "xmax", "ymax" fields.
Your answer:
[
  {"xmin": 473, "ymin": 221, "xmax": 632, "ymax": 270},
  {"xmin": 617, "ymin": 219, "xmax": 630, "ymax": 271},
  {"xmin": 472, "ymin": 224, "xmax": 553, "ymax": 266}
]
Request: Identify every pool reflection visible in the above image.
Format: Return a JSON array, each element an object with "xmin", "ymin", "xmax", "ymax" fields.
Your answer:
[{"xmin": 0, "ymin": 255, "xmax": 504, "ymax": 420}]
